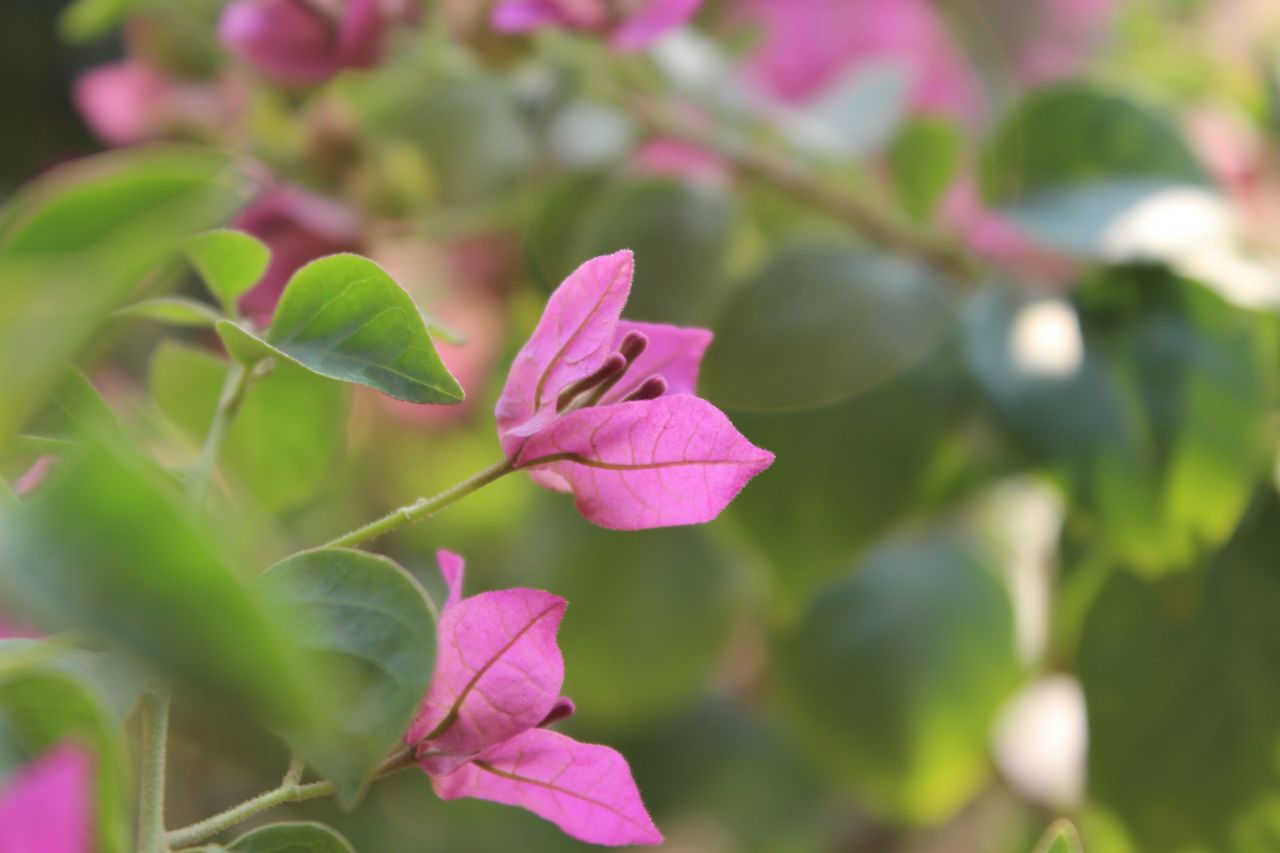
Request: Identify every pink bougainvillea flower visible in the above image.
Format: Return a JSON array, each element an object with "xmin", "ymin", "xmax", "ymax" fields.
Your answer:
[
  {"xmin": 74, "ymin": 59, "xmax": 244, "ymax": 148},
  {"xmin": 0, "ymin": 745, "xmax": 93, "ymax": 853},
  {"xmin": 405, "ymin": 551, "xmax": 662, "ymax": 847},
  {"xmin": 232, "ymin": 184, "xmax": 364, "ymax": 324},
  {"xmin": 737, "ymin": 0, "xmax": 978, "ymax": 120},
  {"xmin": 491, "ymin": 0, "xmax": 702, "ymax": 52},
  {"xmin": 494, "ymin": 250, "xmax": 773, "ymax": 530},
  {"xmin": 218, "ymin": 0, "xmax": 415, "ymax": 85}
]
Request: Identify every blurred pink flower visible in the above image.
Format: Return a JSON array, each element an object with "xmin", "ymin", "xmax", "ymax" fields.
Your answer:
[
  {"xmin": 0, "ymin": 745, "xmax": 94, "ymax": 853},
  {"xmin": 494, "ymin": 250, "xmax": 773, "ymax": 530},
  {"xmin": 74, "ymin": 59, "xmax": 244, "ymax": 147},
  {"xmin": 218, "ymin": 0, "xmax": 415, "ymax": 85},
  {"xmin": 406, "ymin": 550, "xmax": 662, "ymax": 847},
  {"xmin": 491, "ymin": 0, "xmax": 702, "ymax": 51},
  {"xmin": 737, "ymin": 0, "xmax": 978, "ymax": 119},
  {"xmin": 1017, "ymin": 0, "xmax": 1119, "ymax": 84},
  {"xmin": 232, "ymin": 184, "xmax": 364, "ymax": 324},
  {"xmin": 941, "ymin": 179, "xmax": 1076, "ymax": 283}
]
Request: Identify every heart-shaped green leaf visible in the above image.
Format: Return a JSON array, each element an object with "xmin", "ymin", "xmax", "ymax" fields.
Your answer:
[
  {"xmin": 185, "ymin": 230, "xmax": 270, "ymax": 316},
  {"xmin": 0, "ymin": 446, "xmax": 308, "ymax": 728},
  {"xmin": 216, "ymin": 254, "xmax": 463, "ymax": 405},
  {"xmin": 255, "ymin": 548, "xmax": 436, "ymax": 807}
]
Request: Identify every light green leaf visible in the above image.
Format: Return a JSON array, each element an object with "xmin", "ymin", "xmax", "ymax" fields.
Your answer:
[
  {"xmin": 185, "ymin": 229, "xmax": 270, "ymax": 315},
  {"xmin": 255, "ymin": 548, "xmax": 436, "ymax": 807},
  {"xmin": 980, "ymin": 83, "xmax": 1206, "ymax": 255},
  {"xmin": 215, "ymin": 255, "xmax": 463, "ymax": 404},
  {"xmin": 0, "ymin": 446, "xmax": 308, "ymax": 728},
  {"xmin": 1032, "ymin": 819, "xmax": 1084, "ymax": 853},
  {"xmin": 702, "ymin": 243, "xmax": 954, "ymax": 412},
  {"xmin": 0, "ymin": 654, "xmax": 130, "ymax": 853},
  {"xmin": 889, "ymin": 117, "xmax": 962, "ymax": 223},
  {"xmin": 777, "ymin": 533, "xmax": 1020, "ymax": 824},
  {"xmin": 60, "ymin": 0, "xmax": 146, "ymax": 40},
  {"xmin": 148, "ymin": 341, "xmax": 347, "ymax": 512},
  {"xmin": 0, "ymin": 146, "xmax": 244, "ymax": 449},
  {"xmin": 115, "ymin": 297, "xmax": 223, "ymax": 328}
]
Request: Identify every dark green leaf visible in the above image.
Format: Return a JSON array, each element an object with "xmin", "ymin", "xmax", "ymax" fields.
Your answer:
[
  {"xmin": 148, "ymin": 341, "xmax": 347, "ymax": 512},
  {"xmin": 888, "ymin": 117, "xmax": 962, "ymax": 223},
  {"xmin": 702, "ymin": 244, "xmax": 955, "ymax": 412},
  {"xmin": 980, "ymin": 83, "xmax": 1206, "ymax": 254},
  {"xmin": 0, "ymin": 446, "xmax": 307, "ymax": 727},
  {"xmin": 965, "ymin": 268, "xmax": 1275, "ymax": 574},
  {"xmin": 255, "ymin": 549, "xmax": 436, "ymax": 807},
  {"xmin": 777, "ymin": 533, "xmax": 1020, "ymax": 824},
  {"xmin": 216, "ymin": 255, "xmax": 463, "ymax": 404},
  {"xmin": 512, "ymin": 501, "xmax": 734, "ymax": 730},
  {"xmin": 1079, "ymin": 492, "xmax": 1280, "ymax": 850},
  {"xmin": 185, "ymin": 229, "xmax": 270, "ymax": 315},
  {"xmin": 0, "ymin": 653, "xmax": 129, "ymax": 853}
]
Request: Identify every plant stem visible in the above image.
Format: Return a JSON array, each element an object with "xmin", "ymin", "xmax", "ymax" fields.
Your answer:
[
  {"xmin": 187, "ymin": 361, "xmax": 254, "ymax": 505},
  {"xmin": 138, "ymin": 688, "xmax": 172, "ymax": 853},
  {"xmin": 166, "ymin": 749, "xmax": 416, "ymax": 848},
  {"xmin": 323, "ymin": 458, "xmax": 517, "ymax": 549}
]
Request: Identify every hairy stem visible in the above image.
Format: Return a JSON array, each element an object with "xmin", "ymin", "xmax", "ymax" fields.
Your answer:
[
  {"xmin": 166, "ymin": 749, "xmax": 416, "ymax": 848},
  {"xmin": 187, "ymin": 361, "xmax": 254, "ymax": 505},
  {"xmin": 138, "ymin": 688, "xmax": 172, "ymax": 853},
  {"xmin": 324, "ymin": 458, "xmax": 516, "ymax": 549}
]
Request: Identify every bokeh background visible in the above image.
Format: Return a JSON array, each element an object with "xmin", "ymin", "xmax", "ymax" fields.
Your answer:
[{"xmin": 5, "ymin": 0, "xmax": 1280, "ymax": 851}]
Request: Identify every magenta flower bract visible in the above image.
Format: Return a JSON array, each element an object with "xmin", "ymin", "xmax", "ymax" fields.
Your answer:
[
  {"xmin": 231, "ymin": 184, "xmax": 364, "ymax": 324},
  {"xmin": 0, "ymin": 745, "xmax": 93, "ymax": 853},
  {"xmin": 74, "ymin": 60, "xmax": 244, "ymax": 148},
  {"xmin": 494, "ymin": 250, "xmax": 773, "ymax": 530},
  {"xmin": 491, "ymin": 0, "xmax": 702, "ymax": 52},
  {"xmin": 218, "ymin": 0, "xmax": 412, "ymax": 85},
  {"xmin": 405, "ymin": 551, "xmax": 662, "ymax": 847}
]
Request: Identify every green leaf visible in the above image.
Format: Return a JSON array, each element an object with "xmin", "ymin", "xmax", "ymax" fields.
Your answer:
[
  {"xmin": 527, "ymin": 177, "xmax": 733, "ymax": 325},
  {"xmin": 888, "ymin": 117, "xmax": 962, "ymax": 223},
  {"xmin": 148, "ymin": 341, "xmax": 347, "ymax": 512},
  {"xmin": 1079, "ymin": 492, "xmax": 1280, "ymax": 850},
  {"xmin": 1032, "ymin": 819, "xmax": 1084, "ymax": 853},
  {"xmin": 220, "ymin": 821, "xmax": 355, "ymax": 853},
  {"xmin": 115, "ymin": 297, "xmax": 224, "ymax": 328},
  {"xmin": 979, "ymin": 83, "xmax": 1206, "ymax": 254},
  {"xmin": 513, "ymin": 501, "xmax": 734, "ymax": 729},
  {"xmin": 0, "ymin": 653, "xmax": 129, "ymax": 853},
  {"xmin": 185, "ymin": 229, "xmax": 271, "ymax": 315},
  {"xmin": 60, "ymin": 0, "xmax": 147, "ymax": 41},
  {"xmin": 254, "ymin": 548, "xmax": 436, "ymax": 807},
  {"xmin": 777, "ymin": 533, "xmax": 1020, "ymax": 824},
  {"xmin": 0, "ymin": 146, "xmax": 243, "ymax": 449},
  {"xmin": 965, "ymin": 267, "xmax": 1275, "ymax": 574},
  {"xmin": 215, "ymin": 255, "xmax": 463, "ymax": 404},
  {"xmin": 701, "ymin": 244, "xmax": 954, "ymax": 412},
  {"xmin": 0, "ymin": 446, "xmax": 307, "ymax": 727},
  {"xmin": 723, "ymin": 337, "xmax": 968, "ymax": 603}
]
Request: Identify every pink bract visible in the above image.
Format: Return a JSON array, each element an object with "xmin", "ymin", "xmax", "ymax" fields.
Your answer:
[
  {"xmin": 491, "ymin": 0, "xmax": 702, "ymax": 52},
  {"xmin": 0, "ymin": 745, "xmax": 93, "ymax": 853},
  {"xmin": 494, "ymin": 250, "xmax": 773, "ymax": 530},
  {"xmin": 218, "ymin": 0, "xmax": 410, "ymax": 85},
  {"xmin": 74, "ymin": 60, "xmax": 242, "ymax": 148},
  {"xmin": 433, "ymin": 728, "xmax": 663, "ymax": 847},
  {"xmin": 406, "ymin": 551, "xmax": 661, "ymax": 847}
]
